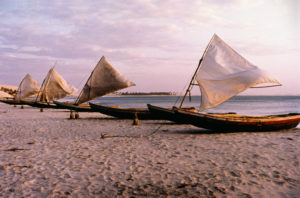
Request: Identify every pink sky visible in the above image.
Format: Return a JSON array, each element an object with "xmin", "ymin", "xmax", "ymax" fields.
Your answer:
[{"xmin": 0, "ymin": 0, "xmax": 299, "ymax": 95}]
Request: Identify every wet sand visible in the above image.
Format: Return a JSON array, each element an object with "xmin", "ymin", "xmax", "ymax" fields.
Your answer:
[{"xmin": 0, "ymin": 103, "xmax": 299, "ymax": 197}]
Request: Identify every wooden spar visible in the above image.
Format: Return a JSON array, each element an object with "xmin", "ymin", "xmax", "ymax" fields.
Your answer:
[
  {"xmin": 35, "ymin": 64, "xmax": 56, "ymax": 103},
  {"xmin": 35, "ymin": 76, "xmax": 47, "ymax": 102},
  {"xmin": 15, "ymin": 75, "xmax": 26, "ymax": 101},
  {"xmin": 75, "ymin": 69, "xmax": 93, "ymax": 105},
  {"xmin": 74, "ymin": 83, "xmax": 84, "ymax": 105},
  {"xmin": 250, "ymin": 84, "xmax": 282, "ymax": 88},
  {"xmin": 179, "ymin": 58, "xmax": 203, "ymax": 108},
  {"xmin": 74, "ymin": 60, "xmax": 98, "ymax": 105},
  {"xmin": 43, "ymin": 68, "xmax": 54, "ymax": 103},
  {"xmin": 179, "ymin": 34, "xmax": 217, "ymax": 108},
  {"xmin": 39, "ymin": 69, "xmax": 52, "ymax": 103}
]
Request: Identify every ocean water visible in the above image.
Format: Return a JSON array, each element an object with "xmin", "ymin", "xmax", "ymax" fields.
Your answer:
[{"xmin": 64, "ymin": 95, "xmax": 300, "ymax": 116}]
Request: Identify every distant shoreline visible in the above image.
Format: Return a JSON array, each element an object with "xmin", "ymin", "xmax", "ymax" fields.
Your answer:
[
  {"xmin": 114, "ymin": 92, "xmax": 177, "ymax": 96},
  {"xmin": 103, "ymin": 94, "xmax": 300, "ymax": 97},
  {"xmin": 0, "ymin": 84, "xmax": 18, "ymax": 96}
]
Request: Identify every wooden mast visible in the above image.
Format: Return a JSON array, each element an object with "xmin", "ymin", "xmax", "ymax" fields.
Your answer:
[
  {"xmin": 15, "ymin": 75, "xmax": 26, "ymax": 101},
  {"xmin": 179, "ymin": 34, "xmax": 216, "ymax": 108},
  {"xmin": 35, "ymin": 76, "xmax": 47, "ymax": 102},
  {"xmin": 35, "ymin": 63, "xmax": 56, "ymax": 102},
  {"xmin": 74, "ymin": 57, "xmax": 101, "ymax": 105},
  {"xmin": 179, "ymin": 58, "xmax": 203, "ymax": 108},
  {"xmin": 74, "ymin": 70, "xmax": 93, "ymax": 105}
]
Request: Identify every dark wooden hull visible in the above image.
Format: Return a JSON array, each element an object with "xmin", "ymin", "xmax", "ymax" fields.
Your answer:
[
  {"xmin": 90, "ymin": 103, "xmax": 195, "ymax": 120},
  {"xmin": 147, "ymin": 105, "xmax": 300, "ymax": 131},
  {"xmin": 147, "ymin": 104, "xmax": 185, "ymax": 123},
  {"xmin": 0, "ymin": 99, "xmax": 25, "ymax": 105},
  {"xmin": 20, "ymin": 101, "xmax": 63, "ymax": 109},
  {"xmin": 89, "ymin": 103, "xmax": 157, "ymax": 120},
  {"xmin": 53, "ymin": 101, "xmax": 96, "ymax": 112},
  {"xmin": 174, "ymin": 108, "xmax": 300, "ymax": 132}
]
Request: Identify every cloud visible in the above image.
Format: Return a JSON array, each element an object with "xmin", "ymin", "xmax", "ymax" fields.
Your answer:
[{"xmin": 0, "ymin": 0, "xmax": 299, "ymax": 95}]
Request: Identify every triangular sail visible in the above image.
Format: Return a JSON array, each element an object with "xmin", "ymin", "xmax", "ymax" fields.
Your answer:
[
  {"xmin": 39, "ymin": 67, "xmax": 78, "ymax": 102},
  {"xmin": 15, "ymin": 74, "xmax": 40, "ymax": 101},
  {"xmin": 195, "ymin": 34, "xmax": 281, "ymax": 110},
  {"xmin": 76, "ymin": 56, "xmax": 135, "ymax": 104}
]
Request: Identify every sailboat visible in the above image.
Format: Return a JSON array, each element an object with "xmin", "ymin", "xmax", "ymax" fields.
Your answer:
[
  {"xmin": 54, "ymin": 56, "xmax": 136, "ymax": 113},
  {"xmin": 148, "ymin": 34, "xmax": 300, "ymax": 131},
  {"xmin": 78, "ymin": 57, "xmax": 195, "ymax": 120},
  {"xmin": 22, "ymin": 67, "xmax": 78, "ymax": 109},
  {"xmin": 0, "ymin": 74, "xmax": 40, "ymax": 105}
]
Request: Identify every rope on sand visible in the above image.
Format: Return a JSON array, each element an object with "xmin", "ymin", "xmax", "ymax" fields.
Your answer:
[{"xmin": 100, "ymin": 125, "xmax": 163, "ymax": 139}]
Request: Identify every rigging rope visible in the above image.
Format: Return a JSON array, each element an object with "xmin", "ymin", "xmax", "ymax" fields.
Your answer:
[{"xmin": 100, "ymin": 124, "xmax": 163, "ymax": 139}]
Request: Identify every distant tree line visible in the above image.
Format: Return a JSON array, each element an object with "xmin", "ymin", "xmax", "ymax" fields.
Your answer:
[
  {"xmin": 115, "ymin": 92, "xmax": 176, "ymax": 96},
  {"xmin": 0, "ymin": 87, "xmax": 17, "ymax": 96}
]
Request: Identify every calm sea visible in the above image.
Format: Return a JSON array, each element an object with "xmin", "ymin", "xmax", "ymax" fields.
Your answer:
[{"xmin": 64, "ymin": 95, "xmax": 300, "ymax": 116}]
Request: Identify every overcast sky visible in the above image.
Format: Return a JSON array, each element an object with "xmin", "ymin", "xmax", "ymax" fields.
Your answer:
[{"xmin": 0, "ymin": 0, "xmax": 299, "ymax": 95}]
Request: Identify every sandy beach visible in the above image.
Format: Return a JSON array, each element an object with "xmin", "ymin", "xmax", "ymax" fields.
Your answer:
[{"xmin": 0, "ymin": 103, "xmax": 299, "ymax": 197}]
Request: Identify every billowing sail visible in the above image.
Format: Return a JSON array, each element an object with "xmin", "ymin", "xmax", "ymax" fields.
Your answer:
[
  {"xmin": 15, "ymin": 74, "xmax": 40, "ymax": 101},
  {"xmin": 76, "ymin": 56, "xmax": 135, "ymax": 104},
  {"xmin": 40, "ymin": 67, "xmax": 78, "ymax": 102},
  {"xmin": 195, "ymin": 34, "xmax": 281, "ymax": 110}
]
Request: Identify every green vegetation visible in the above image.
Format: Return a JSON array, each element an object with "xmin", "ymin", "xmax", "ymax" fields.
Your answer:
[{"xmin": 0, "ymin": 87, "xmax": 17, "ymax": 96}]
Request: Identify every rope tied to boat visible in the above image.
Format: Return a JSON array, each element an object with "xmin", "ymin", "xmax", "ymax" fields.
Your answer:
[{"xmin": 100, "ymin": 125, "xmax": 163, "ymax": 139}]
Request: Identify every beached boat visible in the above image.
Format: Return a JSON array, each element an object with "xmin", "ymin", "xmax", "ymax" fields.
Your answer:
[
  {"xmin": 0, "ymin": 98, "xmax": 21, "ymax": 105},
  {"xmin": 0, "ymin": 74, "xmax": 40, "ymax": 106},
  {"xmin": 147, "ymin": 104, "xmax": 185, "ymax": 123},
  {"xmin": 53, "ymin": 101, "xmax": 96, "ymax": 112},
  {"xmin": 89, "ymin": 103, "xmax": 157, "ymax": 120},
  {"xmin": 173, "ymin": 108, "xmax": 300, "ymax": 132},
  {"xmin": 54, "ymin": 56, "xmax": 135, "ymax": 114},
  {"xmin": 90, "ymin": 103, "xmax": 196, "ymax": 120},
  {"xmin": 25, "ymin": 67, "xmax": 77, "ymax": 109},
  {"xmin": 21, "ymin": 100, "xmax": 61, "ymax": 109},
  {"xmin": 148, "ymin": 34, "xmax": 300, "ymax": 131}
]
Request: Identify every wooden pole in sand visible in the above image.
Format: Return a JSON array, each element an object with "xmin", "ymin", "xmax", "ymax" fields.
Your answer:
[
  {"xmin": 133, "ymin": 112, "xmax": 139, "ymax": 125},
  {"xmin": 70, "ymin": 111, "xmax": 74, "ymax": 119}
]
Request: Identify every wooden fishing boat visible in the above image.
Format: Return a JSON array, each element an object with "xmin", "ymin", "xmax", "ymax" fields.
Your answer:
[
  {"xmin": 54, "ymin": 56, "xmax": 136, "ymax": 118},
  {"xmin": 90, "ymin": 103, "xmax": 196, "ymax": 120},
  {"xmin": 174, "ymin": 108, "xmax": 300, "ymax": 132},
  {"xmin": 21, "ymin": 100, "xmax": 63, "ymax": 109},
  {"xmin": 53, "ymin": 101, "xmax": 97, "ymax": 112},
  {"xmin": 148, "ymin": 34, "xmax": 300, "ymax": 132},
  {"xmin": 0, "ymin": 98, "xmax": 22, "ymax": 105},
  {"xmin": 147, "ymin": 104, "xmax": 179, "ymax": 122},
  {"xmin": 0, "ymin": 98, "xmax": 38, "ymax": 106},
  {"xmin": 89, "ymin": 103, "xmax": 155, "ymax": 119},
  {"xmin": 0, "ymin": 74, "xmax": 40, "ymax": 106},
  {"xmin": 148, "ymin": 104, "xmax": 300, "ymax": 131},
  {"xmin": 30, "ymin": 67, "xmax": 78, "ymax": 110}
]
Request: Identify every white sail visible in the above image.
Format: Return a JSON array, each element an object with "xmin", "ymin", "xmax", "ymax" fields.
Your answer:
[
  {"xmin": 15, "ymin": 74, "xmax": 40, "ymax": 101},
  {"xmin": 195, "ymin": 34, "xmax": 281, "ymax": 110},
  {"xmin": 39, "ymin": 67, "xmax": 78, "ymax": 102},
  {"xmin": 76, "ymin": 56, "xmax": 135, "ymax": 104}
]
